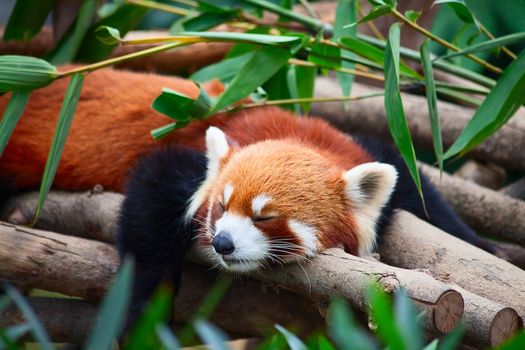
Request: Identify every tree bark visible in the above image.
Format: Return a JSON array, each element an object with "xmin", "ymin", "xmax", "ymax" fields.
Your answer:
[
  {"xmin": 312, "ymin": 77, "xmax": 525, "ymax": 171},
  {"xmin": 420, "ymin": 163, "xmax": 525, "ymax": 247},
  {"xmin": 0, "ymin": 221, "xmax": 469, "ymax": 340},
  {"xmin": 379, "ymin": 210, "xmax": 525, "ymax": 346},
  {"xmin": 453, "ymin": 160, "xmax": 506, "ymax": 190},
  {"xmin": 499, "ymin": 177, "xmax": 525, "ymax": 201}
]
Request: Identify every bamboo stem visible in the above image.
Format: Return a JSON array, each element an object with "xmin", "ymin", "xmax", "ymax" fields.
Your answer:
[
  {"xmin": 390, "ymin": 9, "xmax": 502, "ymax": 74},
  {"xmin": 125, "ymin": 0, "xmax": 191, "ymax": 16},
  {"xmin": 478, "ymin": 22, "xmax": 517, "ymax": 60}
]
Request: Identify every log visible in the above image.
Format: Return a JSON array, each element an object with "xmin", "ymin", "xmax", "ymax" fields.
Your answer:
[
  {"xmin": 312, "ymin": 77, "xmax": 525, "ymax": 171},
  {"xmin": 419, "ymin": 163, "xmax": 525, "ymax": 247},
  {"xmin": 0, "ymin": 221, "xmax": 467, "ymax": 340},
  {"xmin": 453, "ymin": 160, "xmax": 506, "ymax": 190},
  {"xmin": 0, "ymin": 27, "xmax": 231, "ymax": 75},
  {"xmin": 379, "ymin": 210, "xmax": 525, "ymax": 346},
  {"xmin": 500, "ymin": 177, "xmax": 525, "ymax": 201}
]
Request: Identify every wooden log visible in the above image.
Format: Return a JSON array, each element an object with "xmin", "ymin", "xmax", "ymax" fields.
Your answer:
[
  {"xmin": 379, "ymin": 210, "xmax": 525, "ymax": 345},
  {"xmin": 312, "ymin": 77, "xmax": 525, "ymax": 171},
  {"xmin": 500, "ymin": 177, "xmax": 525, "ymax": 201},
  {"xmin": 453, "ymin": 160, "xmax": 506, "ymax": 190},
  {"xmin": 0, "ymin": 221, "xmax": 467, "ymax": 339},
  {"xmin": 419, "ymin": 163, "xmax": 525, "ymax": 247}
]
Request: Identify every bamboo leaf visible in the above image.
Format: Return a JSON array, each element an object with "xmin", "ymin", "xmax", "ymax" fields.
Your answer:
[
  {"xmin": 308, "ymin": 42, "xmax": 341, "ymax": 71},
  {"xmin": 171, "ymin": 12, "xmax": 236, "ymax": 33},
  {"xmin": 3, "ymin": 0, "xmax": 54, "ymax": 41},
  {"xmin": 444, "ymin": 50, "xmax": 525, "ymax": 159},
  {"xmin": 191, "ymin": 51, "xmax": 255, "ymax": 83},
  {"xmin": 152, "ymin": 86, "xmax": 211, "ymax": 121},
  {"xmin": 48, "ymin": 0, "xmax": 99, "ymax": 64},
  {"xmin": 275, "ymin": 324, "xmax": 307, "ymax": 350},
  {"xmin": 151, "ymin": 122, "xmax": 184, "ymax": 140},
  {"xmin": 436, "ymin": 323, "xmax": 464, "ymax": 350},
  {"xmin": 124, "ymin": 286, "xmax": 173, "ymax": 350},
  {"xmin": 194, "ymin": 320, "xmax": 230, "ymax": 350},
  {"xmin": 95, "ymin": 26, "xmax": 123, "ymax": 45},
  {"xmin": 367, "ymin": 285, "xmax": 404, "ymax": 350},
  {"xmin": 213, "ymin": 46, "xmax": 292, "ymax": 112},
  {"xmin": 394, "ymin": 289, "xmax": 423, "ymax": 350},
  {"xmin": 180, "ymin": 31, "xmax": 302, "ymax": 46},
  {"xmin": 339, "ymin": 37, "xmax": 422, "ymax": 79},
  {"xmin": 83, "ymin": 257, "xmax": 134, "ymax": 350},
  {"xmin": 328, "ymin": 298, "xmax": 376, "ymax": 350},
  {"xmin": 2, "ymin": 283, "xmax": 53, "ymax": 350},
  {"xmin": 286, "ymin": 65, "xmax": 316, "ymax": 113},
  {"xmin": 334, "ymin": 0, "xmax": 357, "ymax": 100},
  {"xmin": 434, "ymin": 0, "xmax": 475, "ymax": 25},
  {"xmin": 156, "ymin": 324, "xmax": 181, "ymax": 350},
  {"xmin": 384, "ymin": 23, "xmax": 424, "ymax": 200},
  {"xmin": 34, "ymin": 74, "xmax": 84, "ymax": 223},
  {"xmin": 405, "ymin": 10, "xmax": 421, "ymax": 23},
  {"xmin": 344, "ymin": 5, "xmax": 393, "ymax": 28},
  {"xmin": 436, "ymin": 32, "xmax": 525, "ymax": 60},
  {"xmin": 0, "ymin": 92, "xmax": 30, "ymax": 156},
  {"xmin": 0, "ymin": 55, "xmax": 58, "ymax": 93},
  {"xmin": 419, "ymin": 40, "xmax": 443, "ymax": 172}
]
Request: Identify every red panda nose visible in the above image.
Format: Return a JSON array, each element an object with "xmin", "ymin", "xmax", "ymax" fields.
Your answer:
[{"xmin": 212, "ymin": 231, "xmax": 235, "ymax": 255}]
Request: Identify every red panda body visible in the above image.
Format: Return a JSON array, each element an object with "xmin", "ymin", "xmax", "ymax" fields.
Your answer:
[{"xmin": 0, "ymin": 67, "xmax": 497, "ymax": 328}]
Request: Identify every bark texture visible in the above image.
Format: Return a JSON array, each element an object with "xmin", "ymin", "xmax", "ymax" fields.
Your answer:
[
  {"xmin": 453, "ymin": 160, "xmax": 506, "ymax": 190},
  {"xmin": 312, "ymin": 77, "xmax": 525, "ymax": 171},
  {"xmin": 420, "ymin": 163, "xmax": 525, "ymax": 247}
]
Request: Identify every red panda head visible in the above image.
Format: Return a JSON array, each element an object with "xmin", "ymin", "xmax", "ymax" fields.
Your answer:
[{"xmin": 188, "ymin": 127, "xmax": 398, "ymax": 272}]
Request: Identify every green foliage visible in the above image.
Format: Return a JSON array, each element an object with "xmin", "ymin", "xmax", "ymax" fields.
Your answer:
[
  {"xmin": 34, "ymin": 74, "xmax": 85, "ymax": 223},
  {"xmin": 383, "ymin": 23, "xmax": 424, "ymax": 203},
  {"xmin": 0, "ymin": 55, "xmax": 57, "ymax": 93},
  {"xmin": 3, "ymin": 0, "xmax": 54, "ymax": 41},
  {"xmin": 0, "ymin": 92, "xmax": 30, "ymax": 156}
]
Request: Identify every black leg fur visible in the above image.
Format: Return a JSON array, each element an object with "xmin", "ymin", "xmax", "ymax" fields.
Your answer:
[
  {"xmin": 116, "ymin": 146, "xmax": 207, "ymax": 329},
  {"xmin": 354, "ymin": 135, "xmax": 498, "ymax": 254}
]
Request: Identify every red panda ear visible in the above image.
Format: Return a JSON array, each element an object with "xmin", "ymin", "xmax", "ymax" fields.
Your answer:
[
  {"xmin": 205, "ymin": 126, "xmax": 230, "ymax": 176},
  {"xmin": 342, "ymin": 162, "xmax": 398, "ymax": 210},
  {"xmin": 342, "ymin": 162, "xmax": 398, "ymax": 255}
]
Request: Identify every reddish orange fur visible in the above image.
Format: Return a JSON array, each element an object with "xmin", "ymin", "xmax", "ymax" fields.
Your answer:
[{"xmin": 0, "ymin": 67, "xmax": 375, "ymax": 254}]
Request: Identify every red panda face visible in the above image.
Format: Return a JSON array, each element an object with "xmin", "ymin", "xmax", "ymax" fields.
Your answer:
[{"xmin": 188, "ymin": 127, "xmax": 398, "ymax": 272}]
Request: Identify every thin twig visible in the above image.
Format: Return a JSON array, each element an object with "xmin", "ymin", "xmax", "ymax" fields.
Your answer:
[
  {"xmin": 125, "ymin": 0, "xmax": 191, "ymax": 16},
  {"xmin": 478, "ymin": 22, "xmax": 517, "ymax": 60}
]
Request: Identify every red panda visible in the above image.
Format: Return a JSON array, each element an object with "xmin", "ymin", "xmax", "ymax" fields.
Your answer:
[{"xmin": 0, "ymin": 67, "xmax": 497, "ymax": 327}]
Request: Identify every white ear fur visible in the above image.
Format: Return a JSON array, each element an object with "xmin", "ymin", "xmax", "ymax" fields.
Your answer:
[
  {"xmin": 342, "ymin": 162, "xmax": 398, "ymax": 256},
  {"xmin": 206, "ymin": 126, "xmax": 230, "ymax": 163},
  {"xmin": 185, "ymin": 127, "xmax": 230, "ymax": 222}
]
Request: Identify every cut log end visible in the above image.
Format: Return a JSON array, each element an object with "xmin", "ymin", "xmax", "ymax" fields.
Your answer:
[
  {"xmin": 490, "ymin": 308, "xmax": 524, "ymax": 347},
  {"xmin": 434, "ymin": 290, "xmax": 464, "ymax": 334}
]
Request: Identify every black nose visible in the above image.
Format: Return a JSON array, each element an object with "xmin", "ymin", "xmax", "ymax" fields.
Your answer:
[{"xmin": 212, "ymin": 231, "xmax": 235, "ymax": 255}]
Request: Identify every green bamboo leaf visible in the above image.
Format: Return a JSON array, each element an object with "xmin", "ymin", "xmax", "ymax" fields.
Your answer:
[
  {"xmin": 367, "ymin": 285, "xmax": 404, "ymax": 350},
  {"xmin": 180, "ymin": 31, "xmax": 302, "ymax": 46},
  {"xmin": 316, "ymin": 335, "xmax": 337, "ymax": 350},
  {"xmin": 0, "ymin": 55, "xmax": 58, "ymax": 93},
  {"xmin": 83, "ymin": 257, "xmax": 134, "ymax": 350},
  {"xmin": 405, "ymin": 10, "xmax": 421, "ymax": 22},
  {"xmin": 213, "ymin": 46, "xmax": 292, "ymax": 112},
  {"xmin": 0, "ymin": 92, "xmax": 30, "ymax": 156},
  {"xmin": 34, "ymin": 74, "xmax": 84, "ymax": 223},
  {"xmin": 419, "ymin": 40, "xmax": 443, "ymax": 172},
  {"xmin": 433, "ymin": 0, "xmax": 475, "ymax": 24},
  {"xmin": 286, "ymin": 65, "xmax": 316, "ymax": 113},
  {"xmin": 95, "ymin": 26, "xmax": 123, "ymax": 45},
  {"xmin": 444, "ymin": 50, "xmax": 525, "ymax": 159},
  {"xmin": 151, "ymin": 122, "xmax": 187, "ymax": 140},
  {"xmin": 3, "ymin": 0, "xmax": 54, "ymax": 41},
  {"xmin": 384, "ymin": 23, "xmax": 424, "ymax": 200},
  {"xmin": 152, "ymin": 86, "xmax": 211, "ymax": 121},
  {"xmin": 171, "ymin": 12, "xmax": 236, "ymax": 33},
  {"xmin": 308, "ymin": 42, "xmax": 341, "ymax": 71},
  {"xmin": 334, "ymin": 0, "xmax": 357, "ymax": 100},
  {"xmin": 124, "ymin": 286, "xmax": 173, "ymax": 350},
  {"xmin": 194, "ymin": 320, "xmax": 230, "ymax": 350},
  {"xmin": 156, "ymin": 324, "xmax": 181, "ymax": 350},
  {"xmin": 76, "ymin": 5, "xmax": 148, "ymax": 62},
  {"xmin": 2, "ymin": 283, "xmax": 53, "ymax": 350},
  {"xmin": 423, "ymin": 340, "xmax": 438, "ymax": 350},
  {"xmin": 275, "ymin": 324, "xmax": 307, "ymax": 350},
  {"xmin": 394, "ymin": 289, "xmax": 423, "ymax": 350},
  {"xmin": 328, "ymin": 298, "xmax": 375, "ymax": 350},
  {"xmin": 191, "ymin": 51, "xmax": 255, "ymax": 83},
  {"xmin": 48, "ymin": 0, "xmax": 99, "ymax": 64},
  {"xmin": 436, "ymin": 32, "xmax": 525, "ymax": 60},
  {"xmin": 1, "ymin": 323, "xmax": 31, "ymax": 349},
  {"xmin": 338, "ymin": 37, "xmax": 422, "ymax": 79},
  {"xmin": 343, "ymin": 5, "xmax": 393, "ymax": 28}
]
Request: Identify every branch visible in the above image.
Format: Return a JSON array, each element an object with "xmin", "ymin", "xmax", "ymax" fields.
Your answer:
[
  {"xmin": 312, "ymin": 77, "xmax": 525, "ymax": 171},
  {"xmin": 379, "ymin": 210, "xmax": 525, "ymax": 347}
]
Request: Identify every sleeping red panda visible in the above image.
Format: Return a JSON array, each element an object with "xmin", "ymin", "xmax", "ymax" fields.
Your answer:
[{"xmin": 0, "ymin": 67, "xmax": 497, "ymax": 327}]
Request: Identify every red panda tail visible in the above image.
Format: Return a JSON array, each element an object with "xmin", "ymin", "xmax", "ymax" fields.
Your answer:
[{"xmin": 116, "ymin": 145, "xmax": 207, "ymax": 330}]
